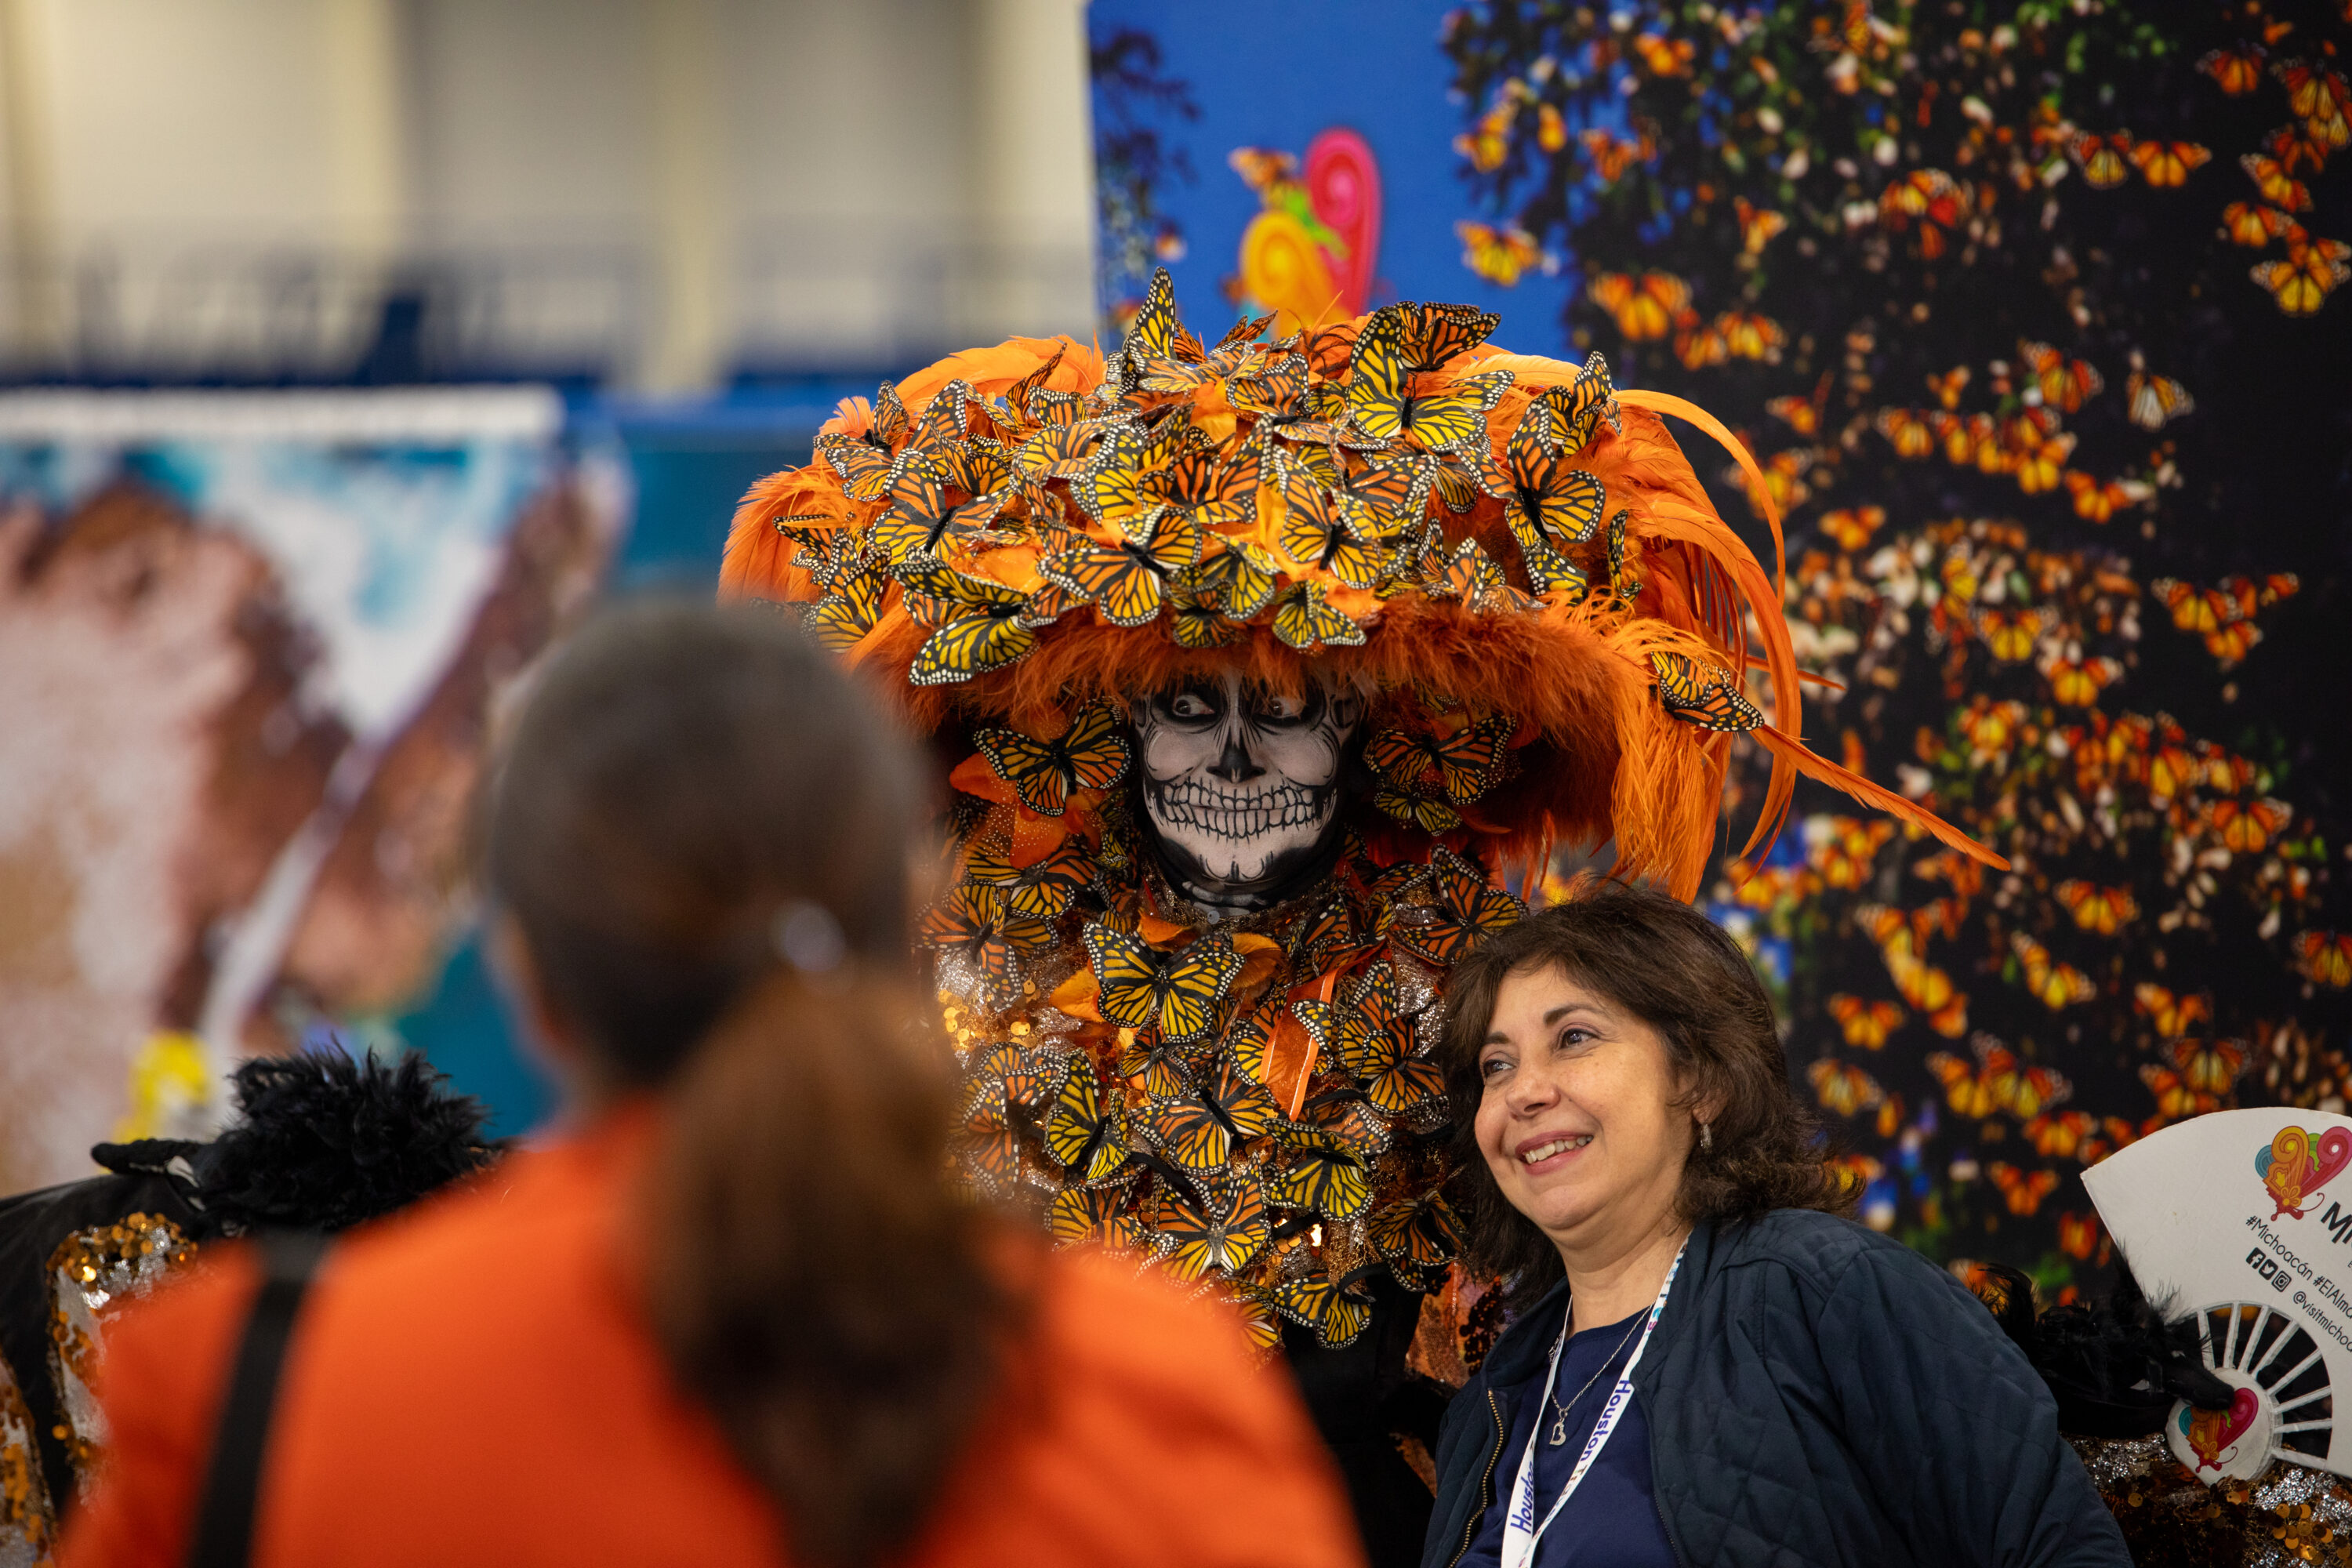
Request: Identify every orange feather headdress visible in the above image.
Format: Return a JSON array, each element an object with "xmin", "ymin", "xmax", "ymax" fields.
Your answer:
[
  {"xmin": 717, "ymin": 272, "xmax": 2001, "ymax": 1338},
  {"xmin": 720, "ymin": 272, "xmax": 1998, "ymax": 898}
]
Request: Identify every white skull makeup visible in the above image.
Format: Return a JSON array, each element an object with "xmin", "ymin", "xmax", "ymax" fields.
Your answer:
[{"xmin": 1131, "ymin": 673, "xmax": 1363, "ymax": 917}]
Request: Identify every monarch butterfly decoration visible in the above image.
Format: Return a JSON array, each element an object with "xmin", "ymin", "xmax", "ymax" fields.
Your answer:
[
  {"xmin": 1733, "ymin": 196, "xmax": 1788, "ymax": 256},
  {"xmin": 814, "ymin": 381, "xmax": 917, "ymax": 500},
  {"xmin": 895, "ymin": 558, "xmax": 1044, "ymax": 687},
  {"xmin": 2301, "ymin": 931, "xmax": 2352, "ymax": 989},
  {"xmin": 1391, "ymin": 846, "xmax": 1526, "ymax": 969},
  {"xmin": 1715, "ymin": 310, "xmax": 1787, "ymax": 361},
  {"xmin": 2133, "ymin": 982, "xmax": 2212, "ymax": 1040},
  {"xmin": 1276, "ymin": 1269, "xmax": 1377, "ymax": 1348},
  {"xmin": 1367, "ymin": 717, "xmax": 1513, "ymax": 817},
  {"xmin": 2171, "ymin": 1037, "xmax": 2246, "ymax": 1098},
  {"xmin": 1578, "ymin": 125, "xmax": 1653, "ymax": 183},
  {"xmin": 2012, "ymin": 933, "xmax": 2098, "ymax": 1011},
  {"xmin": 1972, "ymin": 607, "xmax": 2049, "ymax": 662},
  {"xmin": 917, "ymin": 884, "xmax": 1054, "ymax": 1007},
  {"xmin": 964, "ymin": 836, "xmax": 1096, "ymax": 924},
  {"xmin": 1276, "ymin": 458, "xmax": 1392, "ymax": 590},
  {"xmin": 2222, "ymin": 200, "xmax": 2302, "ymax": 248},
  {"xmin": 2201, "ymin": 43, "xmax": 2266, "ymax": 95},
  {"xmin": 2063, "ymin": 470, "xmax": 2152, "ymax": 523},
  {"xmin": 2124, "ymin": 368, "xmax": 2194, "ymax": 430},
  {"xmin": 973, "ymin": 703, "xmax": 1132, "ymax": 817},
  {"xmin": 1271, "ymin": 1131, "xmax": 1375, "ymax": 1221},
  {"xmin": 1047, "ymin": 1181, "xmax": 1142, "ymax": 1250},
  {"xmin": 1888, "ymin": 946, "xmax": 1969, "ymax": 1039},
  {"xmin": 2252, "ymin": 238, "xmax": 2351, "ymax": 315},
  {"xmin": 1987, "ymin": 1164, "xmax": 2061, "ymax": 1218},
  {"xmin": 2055, "ymin": 880, "xmax": 2139, "ymax": 936},
  {"xmin": 2056, "ymin": 1210, "xmax": 2103, "ymax": 1261},
  {"xmin": 2241, "ymin": 152, "xmax": 2315, "ymax": 212},
  {"xmin": 1827, "ymin": 994, "xmax": 1905, "ymax": 1050},
  {"xmin": 1650, "ymin": 652, "xmax": 1765, "ymax": 732},
  {"xmin": 1040, "ymin": 505, "xmax": 1204, "ymax": 628},
  {"xmin": 2016, "ymin": 340, "xmax": 2104, "ymax": 413},
  {"xmin": 1498, "ymin": 409, "xmax": 1606, "ymax": 562},
  {"xmin": 1927, "ymin": 1049, "xmax": 2004, "ymax": 1121},
  {"xmin": 1114, "ymin": 267, "xmax": 1183, "ymax": 390},
  {"xmin": 2126, "ymin": 138, "xmax": 2212, "ymax": 187},
  {"xmin": 1456, "ymin": 220, "xmax": 1542, "ymax": 286},
  {"xmin": 1142, "ymin": 443, "xmax": 1261, "ymax": 532},
  {"xmin": 2139, "ymin": 1064, "xmax": 2212, "ymax": 1124},
  {"xmin": 2045, "ymin": 655, "xmax": 2122, "ymax": 707},
  {"xmin": 721, "ymin": 265, "xmax": 1998, "ymax": 1344},
  {"xmin": 1367, "ymin": 1192, "xmax": 1463, "ymax": 1285},
  {"xmin": 1425, "ymin": 535, "xmax": 1542, "ymax": 617},
  {"xmin": 1330, "ymin": 448, "xmax": 1440, "ymax": 541},
  {"xmin": 1345, "ymin": 318, "xmax": 1513, "ymax": 456},
  {"xmin": 2207, "ymin": 798, "xmax": 2292, "ymax": 854},
  {"xmin": 1268, "ymin": 579, "xmax": 1367, "ymax": 652},
  {"xmin": 1083, "ymin": 925, "xmax": 1244, "ymax": 1044},
  {"xmin": 802, "ymin": 547, "xmax": 893, "ymax": 652},
  {"xmin": 1766, "ymin": 390, "xmax": 1826, "ymax": 438},
  {"xmin": 1809, "ymin": 1058, "xmax": 1885, "ymax": 1118},
  {"xmin": 1043, "ymin": 1065, "xmax": 1130, "ymax": 1183},
  {"xmin": 1153, "ymin": 1179, "xmax": 1270, "ymax": 1282},
  {"xmin": 1587, "ymin": 270, "xmax": 1691, "ymax": 340},
  {"xmin": 2068, "ymin": 131, "xmax": 2134, "ymax": 188},
  {"xmin": 1151, "ymin": 1058, "xmax": 1283, "ymax": 1175},
  {"xmin": 960, "ymin": 1087, "xmax": 1025, "ymax": 1194},
  {"xmin": 1875, "ymin": 406, "xmax": 1937, "ymax": 459},
  {"xmin": 1334, "ymin": 964, "xmax": 1447, "ymax": 1119}
]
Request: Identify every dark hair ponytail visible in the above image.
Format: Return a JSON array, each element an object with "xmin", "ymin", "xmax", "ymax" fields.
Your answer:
[{"xmin": 483, "ymin": 601, "xmax": 1016, "ymax": 1567}]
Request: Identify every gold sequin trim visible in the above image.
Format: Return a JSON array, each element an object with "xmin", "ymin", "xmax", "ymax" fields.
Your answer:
[
  {"xmin": 44, "ymin": 1214, "xmax": 196, "ymax": 1498},
  {"xmin": 0, "ymin": 1343, "xmax": 54, "ymax": 1564}
]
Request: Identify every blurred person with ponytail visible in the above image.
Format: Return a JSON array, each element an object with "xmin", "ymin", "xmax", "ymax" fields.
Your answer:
[{"xmin": 62, "ymin": 601, "xmax": 1362, "ymax": 1568}]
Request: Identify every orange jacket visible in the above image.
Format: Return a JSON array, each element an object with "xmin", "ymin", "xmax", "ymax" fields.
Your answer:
[{"xmin": 61, "ymin": 1115, "xmax": 1364, "ymax": 1568}]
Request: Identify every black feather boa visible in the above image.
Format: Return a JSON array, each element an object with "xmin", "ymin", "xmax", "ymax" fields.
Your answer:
[
  {"xmin": 1973, "ymin": 1261, "xmax": 2236, "ymax": 1439},
  {"xmin": 93, "ymin": 1049, "xmax": 503, "ymax": 1235}
]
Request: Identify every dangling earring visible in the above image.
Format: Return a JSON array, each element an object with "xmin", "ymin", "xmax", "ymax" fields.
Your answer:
[{"xmin": 1698, "ymin": 1120, "xmax": 1714, "ymax": 1153}]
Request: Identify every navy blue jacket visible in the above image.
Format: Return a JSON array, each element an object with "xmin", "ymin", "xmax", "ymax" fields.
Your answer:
[{"xmin": 1420, "ymin": 1211, "xmax": 2129, "ymax": 1568}]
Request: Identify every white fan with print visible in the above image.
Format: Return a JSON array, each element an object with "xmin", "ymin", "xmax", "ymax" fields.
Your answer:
[{"xmin": 2082, "ymin": 1107, "xmax": 2352, "ymax": 1482}]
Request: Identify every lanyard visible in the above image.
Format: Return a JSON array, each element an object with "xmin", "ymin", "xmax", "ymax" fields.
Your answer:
[{"xmin": 1497, "ymin": 1241, "xmax": 1686, "ymax": 1568}]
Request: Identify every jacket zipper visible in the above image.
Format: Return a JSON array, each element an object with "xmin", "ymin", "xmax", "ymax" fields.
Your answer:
[
  {"xmin": 1638, "ymin": 1382, "xmax": 1690, "ymax": 1568},
  {"xmin": 1653, "ymin": 1485, "xmax": 1690, "ymax": 1568},
  {"xmin": 1446, "ymin": 1388, "xmax": 1507, "ymax": 1568}
]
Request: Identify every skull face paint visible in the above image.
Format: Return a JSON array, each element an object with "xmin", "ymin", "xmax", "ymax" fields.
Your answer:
[{"xmin": 1131, "ymin": 673, "xmax": 1363, "ymax": 917}]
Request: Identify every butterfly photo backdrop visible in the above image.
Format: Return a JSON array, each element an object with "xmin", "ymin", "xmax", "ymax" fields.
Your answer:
[{"xmin": 1091, "ymin": 0, "xmax": 2352, "ymax": 1305}]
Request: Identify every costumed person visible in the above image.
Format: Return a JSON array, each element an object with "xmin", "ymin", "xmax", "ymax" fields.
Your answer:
[
  {"xmin": 0, "ymin": 1050, "xmax": 499, "ymax": 1562},
  {"xmin": 60, "ymin": 602, "xmax": 1363, "ymax": 1568},
  {"xmin": 716, "ymin": 270, "xmax": 2004, "ymax": 1563},
  {"xmin": 1421, "ymin": 885, "xmax": 2129, "ymax": 1567}
]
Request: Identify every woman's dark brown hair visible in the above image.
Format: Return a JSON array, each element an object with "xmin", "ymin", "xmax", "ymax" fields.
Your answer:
[
  {"xmin": 483, "ymin": 600, "xmax": 1011, "ymax": 1568},
  {"xmin": 1439, "ymin": 880, "xmax": 1855, "ymax": 1307}
]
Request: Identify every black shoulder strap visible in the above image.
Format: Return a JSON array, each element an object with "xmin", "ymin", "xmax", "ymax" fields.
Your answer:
[{"xmin": 187, "ymin": 1229, "xmax": 329, "ymax": 1568}]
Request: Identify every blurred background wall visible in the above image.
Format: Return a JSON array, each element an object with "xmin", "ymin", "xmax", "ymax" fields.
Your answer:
[
  {"xmin": 0, "ymin": 0, "xmax": 1094, "ymax": 390},
  {"xmin": 0, "ymin": 0, "xmax": 1096, "ymax": 1187}
]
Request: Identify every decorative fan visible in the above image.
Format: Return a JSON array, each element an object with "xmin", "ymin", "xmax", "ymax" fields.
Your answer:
[
  {"xmin": 2161, "ymin": 1299, "xmax": 2334, "ymax": 1479},
  {"xmin": 2082, "ymin": 1108, "xmax": 2352, "ymax": 1483}
]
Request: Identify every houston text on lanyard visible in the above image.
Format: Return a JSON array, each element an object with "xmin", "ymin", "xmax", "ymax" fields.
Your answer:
[{"xmin": 1497, "ymin": 1240, "xmax": 1688, "ymax": 1568}]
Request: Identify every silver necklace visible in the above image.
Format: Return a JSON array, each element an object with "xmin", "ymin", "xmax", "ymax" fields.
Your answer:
[{"xmin": 1547, "ymin": 1311, "xmax": 1646, "ymax": 1446}]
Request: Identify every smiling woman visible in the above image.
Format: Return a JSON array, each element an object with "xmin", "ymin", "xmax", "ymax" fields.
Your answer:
[{"xmin": 1421, "ymin": 884, "xmax": 2129, "ymax": 1568}]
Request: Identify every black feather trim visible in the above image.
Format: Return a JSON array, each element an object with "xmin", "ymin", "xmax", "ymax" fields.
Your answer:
[
  {"xmin": 94, "ymin": 1048, "xmax": 503, "ymax": 1236},
  {"xmin": 1973, "ymin": 1261, "xmax": 2237, "ymax": 1439}
]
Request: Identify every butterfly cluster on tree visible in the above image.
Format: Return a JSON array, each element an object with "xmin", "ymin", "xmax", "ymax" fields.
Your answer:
[{"xmin": 1443, "ymin": 0, "xmax": 2352, "ymax": 1295}]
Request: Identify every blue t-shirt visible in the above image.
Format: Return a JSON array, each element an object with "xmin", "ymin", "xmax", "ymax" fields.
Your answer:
[{"xmin": 1457, "ymin": 1306, "xmax": 1677, "ymax": 1568}]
